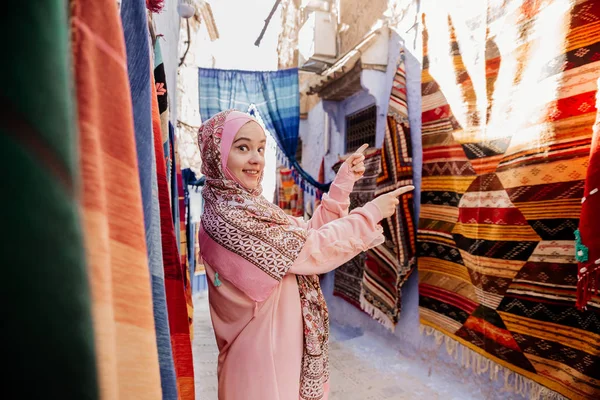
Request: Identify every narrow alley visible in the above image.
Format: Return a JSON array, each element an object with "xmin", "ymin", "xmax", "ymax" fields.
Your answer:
[
  {"xmin": 6, "ymin": 1, "xmax": 598, "ymax": 400},
  {"xmin": 193, "ymin": 293, "xmax": 510, "ymax": 400}
]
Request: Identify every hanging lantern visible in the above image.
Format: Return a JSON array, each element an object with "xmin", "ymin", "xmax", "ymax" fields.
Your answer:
[
  {"xmin": 178, "ymin": 0, "xmax": 196, "ymax": 18},
  {"xmin": 147, "ymin": 0, "xmax": 165, "ymax": 13}
]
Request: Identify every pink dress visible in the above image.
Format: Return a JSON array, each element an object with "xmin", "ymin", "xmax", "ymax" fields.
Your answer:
[{"xmin": 200, "ymin": 168, "xmax": 384, "ymax": 400}]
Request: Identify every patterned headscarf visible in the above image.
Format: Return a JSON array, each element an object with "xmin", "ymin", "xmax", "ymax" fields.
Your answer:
[{"xmin": 198, "ymin": 109, "xmax": 330, "ymax": 399}]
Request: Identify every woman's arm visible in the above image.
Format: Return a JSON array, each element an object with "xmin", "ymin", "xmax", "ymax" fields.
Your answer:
[
  {"xmin": 288, "ymin": 145, "xmax": 368, "ymax": 230},
  {"xmin": 289, "ymin": 202, "xmax": 384, "ymax": 275},
  {"xmin": 289, "ymin": 184, "xmax": 415, "ymax": 276}
]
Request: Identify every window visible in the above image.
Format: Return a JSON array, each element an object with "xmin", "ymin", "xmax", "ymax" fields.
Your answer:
[{"xmin": 345, "ymin": 105, "xmax": 376, "ymax": 153}]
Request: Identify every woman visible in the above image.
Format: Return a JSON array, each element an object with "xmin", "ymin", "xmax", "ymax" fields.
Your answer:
[{"xmin": 198, "ymin": 110, "xmax": 414, "ymax": 400}]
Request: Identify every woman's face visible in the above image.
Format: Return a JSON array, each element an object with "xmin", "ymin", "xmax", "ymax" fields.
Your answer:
[{"xmin": 226, "ymin": 121, "xmax": 266, "ymax": 190}]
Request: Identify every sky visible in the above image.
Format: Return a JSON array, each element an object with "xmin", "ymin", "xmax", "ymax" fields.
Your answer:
[
  {"xmin": 191, "ymin": 0, "xmax": 285, "ymax": 200},
  {"xmin": 198, "ymin": 0, "xmax": 282, "ymax": 71}
]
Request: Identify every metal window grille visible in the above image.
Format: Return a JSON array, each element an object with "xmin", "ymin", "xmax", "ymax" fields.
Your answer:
[
  {"xmin": 345, "ymin": 105, "xmax": 376, "ymax": 153},
  {"xmin": 295, "ymin": 137, "xmax": 303, "ymax": 164}
]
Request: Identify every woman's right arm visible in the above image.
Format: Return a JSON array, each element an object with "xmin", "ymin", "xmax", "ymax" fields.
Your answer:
[
  {"xmin": 289, "ymin": 185, "xmax": 414, "ymax": 276},
  {"xmin": 286, "ymin": 144, "xmax": 368, "ymax": 230},
  {"xmin": 288, "ymin": 202, "xmax": 384, "ymax": 275}
]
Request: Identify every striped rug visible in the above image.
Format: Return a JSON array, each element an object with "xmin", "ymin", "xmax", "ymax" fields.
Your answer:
[
  {"xmin": 152, "ymin": 87, "xmax": 196, "ymax": 399},
  {"xmin": 360, "ymin": 51, "xmax": 416, "ymax": 330},
  {"xmin": 332, "ymin": 151, "xmax": 382, "ymax": 308},
  {"xmin": 3, "ymin": 2, "xmax": 98, "ymax": 397},
  {"xmin": 418, "ymin": 1, "xmax": 600, "ymax": 398},
  {"xmin": 361, "ymin": 114, "xmax": 416, "ymax": 330},
  {"xmin": 73, "ymin": 0, "xmax": 163, "ymax": 397}
]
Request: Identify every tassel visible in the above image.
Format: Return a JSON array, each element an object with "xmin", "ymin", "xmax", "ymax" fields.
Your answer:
[
  {"xmin": 576, "ymin": 262, "xmax": 599, "ymax": 309},
  {"xmin": 420, "ymin": 325, "xmax": 566, "ymax": 400},
  {"xmin": 213, "ymin": 272, "xmax": 222, "ymax": 287},
  {"xmin": 574, "ymin": 229, "xmax": 598, "ymax": 309}
]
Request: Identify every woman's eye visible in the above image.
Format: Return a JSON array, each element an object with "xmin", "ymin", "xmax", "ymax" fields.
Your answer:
[
  {"xmin": 238, "ymin": 145, "xmax": 248, "ymax": 151},
  {"xmin": 258, "ymin": 147, "xmax": 265, "ymax": 153}
]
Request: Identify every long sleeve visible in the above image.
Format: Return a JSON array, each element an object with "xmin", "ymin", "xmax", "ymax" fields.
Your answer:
[
  {"xmin": 288, "ymin": 162, "xmax": 355, "ymax": 230},
  {"xmin": 289, "ymin": 202, "xmax": 385, "ymax": 275}
]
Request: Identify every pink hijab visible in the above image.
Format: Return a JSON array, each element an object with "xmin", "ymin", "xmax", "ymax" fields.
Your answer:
[{"xmin": 198, "ymin": 109, "xmax": 330, "ymax": 399}]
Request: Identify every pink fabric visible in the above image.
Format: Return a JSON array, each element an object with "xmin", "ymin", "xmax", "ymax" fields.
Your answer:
[
  {"xmin": 289, "ymin": 203, "xmax": 384, "ymax": 275},
  {"xmin": 199, "ymin": 224, "xmax": 279, "ymax": 302},
  {"xmin": 202, "ymin": 164, "xmax": 384, "ymax": 400},
  {"xmin": 205, "ymin": 265, "xmax": 303, "ymax": 400},
  {"xmin": 288, "ymin": 162, "xmax": 385, "ymax": 275}
]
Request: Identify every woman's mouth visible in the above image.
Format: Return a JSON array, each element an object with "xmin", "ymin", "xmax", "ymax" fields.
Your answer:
[{"xmin": 243, "ymin": 169, "xmax": 260, "ymax": 178}]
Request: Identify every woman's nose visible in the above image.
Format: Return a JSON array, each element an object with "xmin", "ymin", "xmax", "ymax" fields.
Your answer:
[{"xmin": 249, "ymin": 151, "xmax": 263, "ymax": 164}]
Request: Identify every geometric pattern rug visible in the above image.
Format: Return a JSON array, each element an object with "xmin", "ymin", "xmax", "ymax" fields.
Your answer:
[
  {"xmin": 418, "ymin": 1, "xmax": 600, "ymax": 399},
  {"xmin": 361, "ymin": 51, "xmax": 416, "ymax": 331},
  {"xmin": 359, "ymin": 113, "xmax": 416, "ymax": 330},
  {"xmin": 333, "ymin": 150, "xmax": 382, "ymax": 308},
  {"xmin": 277, "ymin": 167, "xmax": 304, "ymax": 217},
  {"xmin": 333, "ymin": 52, "xmax": 416, "ymax": 330}
]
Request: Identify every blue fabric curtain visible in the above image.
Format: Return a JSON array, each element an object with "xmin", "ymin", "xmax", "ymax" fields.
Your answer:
[{"xmin": 198, "ymin": 67, "xmax": 330, "ymax": 192}]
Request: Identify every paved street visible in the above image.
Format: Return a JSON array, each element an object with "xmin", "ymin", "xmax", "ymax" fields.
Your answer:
[{"xmin": 192, "ymin": 293, "xmax": 501, "ymax": 400}]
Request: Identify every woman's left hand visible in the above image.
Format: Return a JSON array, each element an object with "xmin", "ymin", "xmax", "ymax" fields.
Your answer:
[{"xmin": 343, "ymin": 143, "xmax": 368, "ymax": 181}]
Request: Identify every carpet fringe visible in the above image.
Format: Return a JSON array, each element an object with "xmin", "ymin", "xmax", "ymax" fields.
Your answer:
[
  {"xmin": 419, "ymin": 325, "xmax": 566, "ymax": 400},
  {"xmin": 359, "ymin": 291, "xmax": 396, "ymax": 332}
]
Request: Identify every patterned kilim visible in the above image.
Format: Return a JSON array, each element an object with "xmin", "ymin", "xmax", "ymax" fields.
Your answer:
[
  {"xmin": 418, "ymin": 1, "xmax": 600, "ymax": 399},
  {"xmin": 332, "ymin": 151, "xmax": 382, "ymax": 308},
  {"xmin": 361, "ymin": 53, "xmax": 416, "ymax": 329},
  {"xmin": 277, "ymin": 167, "xmax": 304, "ymax": 217},
  {"xmin": 331, "ymin": 54, "xmax": 416, "ymax": 330},
  {"xmin": 156, "ymin": 40, "xmax": 172, "ymax": 204},
  {"xmin": 360, "ymin": 51, "xmax": 416, "ymax": 330}
]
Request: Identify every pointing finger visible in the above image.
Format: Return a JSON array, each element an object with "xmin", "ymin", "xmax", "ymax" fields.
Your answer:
[
  {"xmin": 391, "ymin": 185, "xmax": 415, "ymax": 197},
  {"xmin": 354, "ymin": 143, "xmax": 369, "ymax": 155}
]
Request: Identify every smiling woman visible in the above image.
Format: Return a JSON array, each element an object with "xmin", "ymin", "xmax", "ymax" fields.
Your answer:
[{"xmin": 197, "ymin": 109, "xmax": 413, "ymax": 400}]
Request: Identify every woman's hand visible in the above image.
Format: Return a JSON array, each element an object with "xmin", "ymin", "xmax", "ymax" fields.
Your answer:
[
  {"xmin": 343, "ymin": 143, "xmax": 369, "ymax": 181},
  {"xmin": 370, "ymin": 185, "xmax": 415, "ymax": 219}
]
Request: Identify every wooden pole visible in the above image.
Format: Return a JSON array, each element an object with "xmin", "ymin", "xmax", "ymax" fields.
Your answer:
[{"xmin": 254, "ymin": 0, "xmax": 282, "ymax": 47}]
